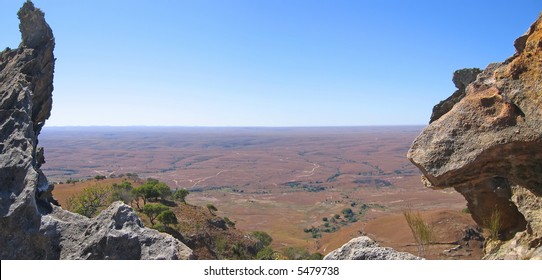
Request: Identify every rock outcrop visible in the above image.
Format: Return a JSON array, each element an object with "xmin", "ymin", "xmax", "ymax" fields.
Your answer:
[
  {"xmin": 324, "ymin": 236, "xmax": 422, "ymax": 260},
  {"xmin": 408, "ymin": 12, "xmax": 542, "ymax": 260},
  {"xmin": 0, "ymin": 1, "xmax": 192, "ymax": 259}
]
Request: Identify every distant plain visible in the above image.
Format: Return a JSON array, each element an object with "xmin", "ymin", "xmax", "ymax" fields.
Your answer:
[{"xmin": 44, "ymin": 126, "xmax": 478, "ymax": 258}]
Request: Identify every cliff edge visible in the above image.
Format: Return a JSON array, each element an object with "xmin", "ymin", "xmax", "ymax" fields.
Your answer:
[
  {"xmin": 0, "ymin": 1, "xmax": 192, "ymax": 259},
  {"xmin": 408, "ymin": 13, "xmax": 542, "ymax": 259}
]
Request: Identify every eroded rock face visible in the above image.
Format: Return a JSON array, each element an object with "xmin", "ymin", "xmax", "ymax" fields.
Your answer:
[
  {"xmin": 430, "ymin": 68, "xmax": 482, "ymax": 123},
  {"xmin": 324, "ymin": 236, "xmax": 422, "ymax": 260},
  {"xmin": 0, "ymin": 1, "xmax": 192, "ymax": 260},
  {"xmin": 408, "ymin": 13, "xmax": 542, "ymax": 259}
]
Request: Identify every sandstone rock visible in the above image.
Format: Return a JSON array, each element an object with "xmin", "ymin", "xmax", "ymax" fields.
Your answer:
[
  {"xmin": 0, "ymin": 1, "xmax": 192, "ymax": 260},
  {"xmin": 408, "ymin": 13, "xmax": 542, "ymax": 259},
  {"xmin": 430, "ymin": 68, "xmax": 482, "ymax": 123},
  {"xmin": 324, "ymin": 236, "xmax": 422, "ymax": 260}
]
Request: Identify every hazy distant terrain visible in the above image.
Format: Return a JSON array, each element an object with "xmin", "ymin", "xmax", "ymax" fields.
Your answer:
[{"xmin": 43, "ymin": 126, "xmax": 469, "ymax": 253}]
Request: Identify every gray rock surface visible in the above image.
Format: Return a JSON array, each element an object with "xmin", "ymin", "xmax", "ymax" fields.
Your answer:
[
  {"xmin": 0, "ymin": 1, "xmax": 192, "ymax": 260},
  {"xmin": 324, "ymin": 236, "xmax": 422, "ymax": 260},
  {"xmin": 408, "ymin": 12, "xmax": 542, "ymax": 259}
]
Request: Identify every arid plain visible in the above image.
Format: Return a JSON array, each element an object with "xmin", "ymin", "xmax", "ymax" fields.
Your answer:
[{"xmin": 44, "ymin": 126, "xmax": 481, "ymax": 259}]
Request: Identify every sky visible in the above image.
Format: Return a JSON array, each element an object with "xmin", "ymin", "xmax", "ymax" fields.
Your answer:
[{"xmin": 1, "ymin": 0, "xmax": 542, "ymax": 127}]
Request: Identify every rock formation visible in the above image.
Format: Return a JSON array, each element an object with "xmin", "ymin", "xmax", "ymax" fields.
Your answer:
[
  {"xmin": 324, "ymin": 236, "xmax": 422, "ymax": 260},
  {"xmin": 0, "ymin": 1, "xmax": 192, "ymax": 259},
  {"xmin": 408, "ymin": 13, "xmax": 542, "ymax": 260}
]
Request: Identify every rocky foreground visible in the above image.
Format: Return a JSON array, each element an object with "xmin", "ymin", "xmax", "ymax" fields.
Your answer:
[
  {"xmin": 0, "ymin": 1, "xmax": 192, "ymax": 260},
  {"xmin": 324, "ymin": 236, "xmax": 421, "ymax": 260},
  {"xmin": 408, "ymin": 13, "xmax": 542, "ymax": 259}
]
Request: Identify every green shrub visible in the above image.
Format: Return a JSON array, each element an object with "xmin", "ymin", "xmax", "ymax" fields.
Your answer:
[
  {"xmin": 110, "ymin": 181, "xmax": 133, "ymax": 204},
  {"xmin": 206, "ymin": 204, "xmax": 218, "ymax": 215},
  {"xmin": 94, "ymin": 175, "xmax": 106, "ymax": 180},
  {"xmin": 281, "ymin": 247, "xmax": 322, "ymax": 260},
  {"xmin": 251, "ymin": 231, "xmax": 273, "ymax": 247},
  {"xmin": 256, "ymin": 246, "xmax": 276, "ymax": 260},
  {"xmin": 157, "ymin": 210, "xmax": 178, "ymax": 226},
  {"xmin": 66, "ymin": 185, "xmax": 110, "ymax": 217},
  {"xmin": 223, "ymin": 216, "xmax": 236, "ymax": 228}
]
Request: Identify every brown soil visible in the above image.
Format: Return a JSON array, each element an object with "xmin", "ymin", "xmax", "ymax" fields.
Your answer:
[
  {"xmin": 315, "ymin": 209, "xmax": 484, "ymax": 260},
  {"xmin": 47, "ymin": 127, "xmax": 485, "ymax": 259}
]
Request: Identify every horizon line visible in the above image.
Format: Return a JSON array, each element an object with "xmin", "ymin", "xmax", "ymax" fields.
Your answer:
[{"xmin": 43, "ymin": 124, "xmax": 427, "ymax": 128}]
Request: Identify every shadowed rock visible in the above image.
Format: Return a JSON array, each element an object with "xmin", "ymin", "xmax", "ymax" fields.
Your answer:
[
  {"xmin": 408, "ymin": 12, "xmax": 542, "ymax": 260},
  {"xmin": 0, "ymin": 1, "xmax": 192, "ymax": 260}
]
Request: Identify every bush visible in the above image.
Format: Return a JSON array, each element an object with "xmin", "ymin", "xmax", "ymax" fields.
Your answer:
[
  {"xmin": 94, "ymin": 175, "xmax": 106, "ymax": 180},
  {"xmin": 251, "ymin": 231, "xmax": 273, "ymax": 247},
  {"xmin": 152, "ymin": 224, "xmax": 167, "ymax": 233},
  {"xmin": 256, "ymin": 246, "xmax": 276, "ymax": 260},
  {"xmin": 281, "ymin": 247, "xmax": 323, "ymax": 260},
  {"xmin": 157, "ymin": 210, "xmax": 178, "ymax": 226},
  {"xmin": 342, "ymin": 208, "xmax": 354, "ymax": 219},
  {"xmin": 206, "ymin": 204, "xmax": 218, "ymax": 215},
  {"xmin": 66, "ymin": 185, "xmax": 110, "ymax": 217},
  {"xmin": 110, "ymin": 181, "xmax": 133, "ymax": 204},
  {"xmin": 223, "ymin": 216, "xmax": 236, "ymax": 228}
]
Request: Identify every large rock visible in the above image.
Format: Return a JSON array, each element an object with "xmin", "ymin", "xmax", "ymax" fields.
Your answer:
[
  {"xmin": 324, "ymin": 236, "xmax": 422, "ymax": 260},
  {"xmin": 0, "ymin": 1, "xmax": 192, "ymax": 260},
  {"xmin": 408, "ymin": 13, "xmax": 542, "ymax": 259}
]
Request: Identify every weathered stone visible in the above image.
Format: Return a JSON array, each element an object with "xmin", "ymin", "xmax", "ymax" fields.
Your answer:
[
  {"xmin": 324, "ymin": 236, "xmax": 422, "ymax": 260},
  {"xmin": 408, "ymin": 13, "xmax": 542, "ymax": 259},
  {"xmin": 430, "ymin": 68, "xmax": 482, "ymax": 123},
  {"xmin": 40, "ymin": 202, "xmax": 193, "ymax": 260},
  {"xmin": 0, "ymin": 1, "xmax": 192, "ymax": 260}
]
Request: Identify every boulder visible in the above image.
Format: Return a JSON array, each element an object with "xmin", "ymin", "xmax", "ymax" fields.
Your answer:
[
  {"xmin": 408, "ymin": 12, "xmax": 542, "ymax": 259},
  {"xmin": 324, "ymin": 236, "xmax": 422, "ymax": 260}
]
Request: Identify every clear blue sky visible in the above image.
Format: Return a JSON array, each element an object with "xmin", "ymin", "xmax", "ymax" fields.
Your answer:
[{"xmin": 1, "ymin": 0, "xmax": 541, "ymax": 127}]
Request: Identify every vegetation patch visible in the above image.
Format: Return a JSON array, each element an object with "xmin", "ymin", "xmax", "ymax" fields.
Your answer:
[
  {"xmin": 282, "ymin": 181, "xmax": 327, "ymax": 193},
  {"xmin": 353, "ymin": 178, "xmax": 392, "ymax": 188}
]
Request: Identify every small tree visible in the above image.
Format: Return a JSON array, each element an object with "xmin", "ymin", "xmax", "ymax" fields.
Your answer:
[
  {"xmin": 173, "ymin": 188, "xmax": 190, "ymax": 203},
  {"xmin": 131, "ymin": 187, "xmax": 143, "ymax": 209},
  {"xmin": 206, "ymin": 204, "xmax": 218, "ymax": 215},
  {"xmin": 157, "ymin": 210, "xmax": 178, "ymax": 226},
  {"xmin": 142, "ymin": 204, "xmax": 169, "ymax": 226},
  {"xmin": 66, "ymin": 185, "xmax": 110, "ymax": 217},
  {"xmin": 132, "ymin": 183, "xmax": 160, "ymax": 204},
  {"xmin": 154, "ymin": 182, "xmax": 172, "ymax": 200}
]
